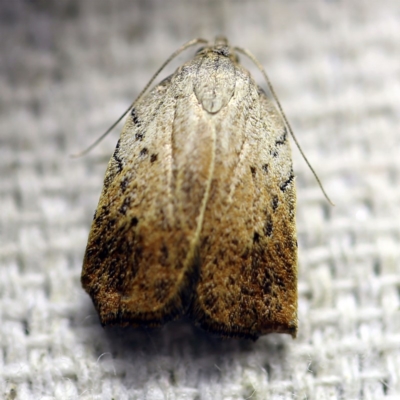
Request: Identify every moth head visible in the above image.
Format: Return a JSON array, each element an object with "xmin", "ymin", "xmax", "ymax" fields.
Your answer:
[{"xmin": 195, "ymin": 41, "xmax": 240, "ymax": 64}]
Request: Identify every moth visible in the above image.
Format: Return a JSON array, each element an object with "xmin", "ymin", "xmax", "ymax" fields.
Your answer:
[{"xmin": 81, "ymin": 37, "xmax": 298, "ymax": 340}]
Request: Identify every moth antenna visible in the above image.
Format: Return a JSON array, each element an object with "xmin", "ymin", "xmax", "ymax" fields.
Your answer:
[
  {"xmin": 71, "ymin": 38, "xmax": 209, "ymax": 158},
  {"xmin": 234, "ymin": 46, "xmax": 334, "ymax": 206},
  {"xmin": 70, "ymin": 104, "xmax": 132, "ymax": 158}
]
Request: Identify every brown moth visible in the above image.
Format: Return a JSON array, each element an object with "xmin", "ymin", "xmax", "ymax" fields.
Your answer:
[{"xmin": 81, "ymin": 37, "xmax": 297, "ymax": 340}]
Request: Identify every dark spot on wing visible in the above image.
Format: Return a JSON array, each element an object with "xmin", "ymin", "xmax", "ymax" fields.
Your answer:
[
  {"xmin": 262, "ymin": 164, "xmax": 268, "ymax": 173},
  {"xmin": 280, "ymin": 168, "xmax": 294, "ymax": 192},
  {"xmin": 253, "ymin": 232, "xmax": 260, "ymax": 243},
  {"xmin": 275, "ymin": 128, "xmax": 287, "ymax": 146},
  {"xmin": 131, "ymin": 107, "xmax": 141, "ymax": 126},
  {"xmin": 272, "ymin": 195, "xmax": 279, "ymax": 211},
  {"xmin": 135, "ymin": 132, "xmax": 144, "ymax": 141},
  {"xmin": 119, "ymin": 196, "xmax": 131, "ymax": 215},
  {"xmin": 150, "ymin": 154, "xmax": 158, "ymax": 163},
  {"xmin": 120, "ymin": 177, "xmax": 129, "ymax": 192},
  {"xmin": 262, "ymin": 269, "xmax": 273, "ymax": 295},
  {"xmin": 106, "ymin": 217, "xmax": 116, "ymax": 231},
  {"xmin": 131, "ymin": 217, "xmax": 139, "ymax": 227},
  {"xmin": 139, "ymin": 147, "xmax": 148, "ymax": 157},
  {"xmin": 159, "ymin": 244, "xmax": 169, "ymax": 266},
  {"xmin": 250, "ymin": 166, "xmax": 256, "ymax": 177},
  {"xmin": 112, "ymin": 139, "xmax": 123, "ymax": 173},
  {"xmin": 101, "ymin": 205, "xmax": 110, "ymax": 217},
  {"xmin": 264, "ymin": 215, "xmax": 273, "ymax": 237},
  {"xmin": 270, "ymin": 149, "xmax": 278, "ymax": 158},
  {"xmin": 240, "ymin": 285, "xmax": 253, "ymax": 296}
]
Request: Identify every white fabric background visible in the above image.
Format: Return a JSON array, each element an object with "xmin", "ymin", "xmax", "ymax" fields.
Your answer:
[{"xmin": 1, "ymin": 1, "xmax": 400, "ymax": 399}]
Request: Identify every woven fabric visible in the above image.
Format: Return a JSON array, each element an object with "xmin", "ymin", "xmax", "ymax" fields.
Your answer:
[{"xmin": 1, "ymin": 1, "xmax": 399, "ymax": 399}]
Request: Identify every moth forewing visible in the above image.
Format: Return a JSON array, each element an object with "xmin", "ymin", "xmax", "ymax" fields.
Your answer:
[
  {"xmin": 81, "ymin": 72, "xmax": 208, "ymax": 327},
  {"xmin": 188, "ymin": 63, "xmax": 297, "ymax": 339}
]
